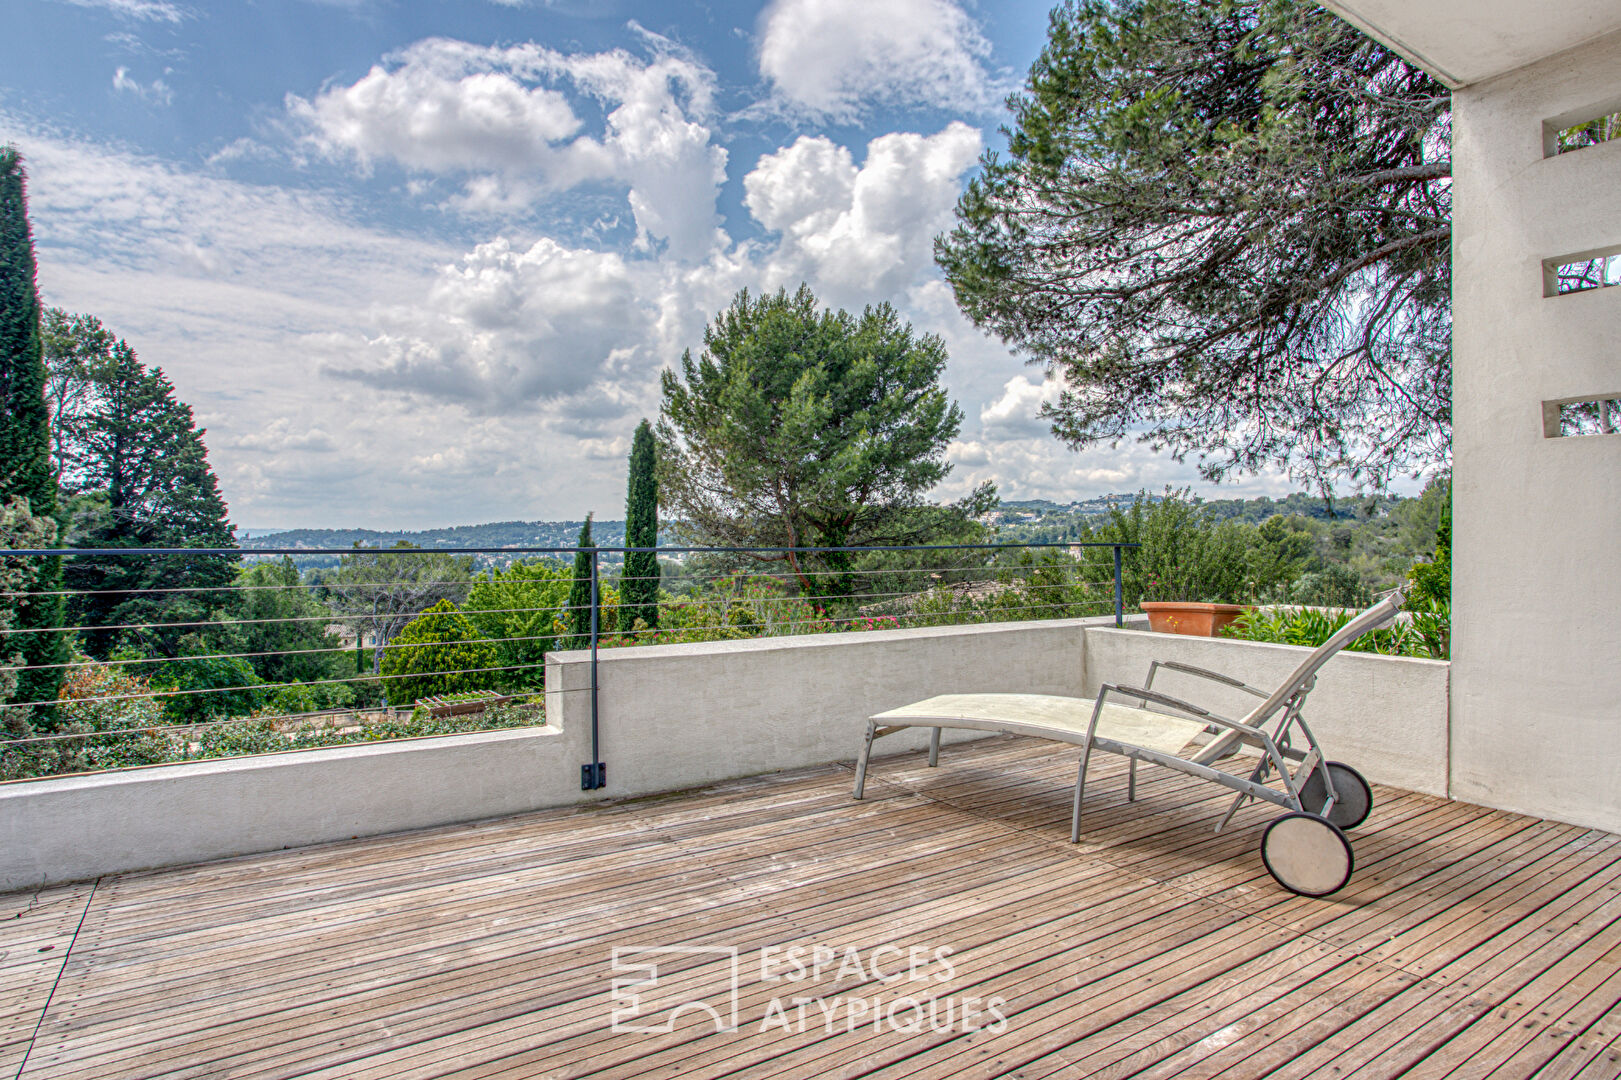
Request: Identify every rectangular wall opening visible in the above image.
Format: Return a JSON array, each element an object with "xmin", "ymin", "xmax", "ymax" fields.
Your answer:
[
  {"xmin": 1543, "ymin": 247, "xmax": 1621, "ymax": 296},
  {"xmin": 1543, "ymin": 102, "xmax": 1621, "ymax": 156},
  {"xmin": 1542, "ymin": 395, "xmax": 1621, "ymax": 438}
]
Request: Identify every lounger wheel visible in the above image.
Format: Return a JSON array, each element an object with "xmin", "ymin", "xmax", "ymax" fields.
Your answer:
[
  {"xmin": 1261, "ymin": 813, "xmax": 1354, "ymax": 898},
  {"xmin": 1299, "ymin": 761, "xmax": 1372, "ymax": 830}
]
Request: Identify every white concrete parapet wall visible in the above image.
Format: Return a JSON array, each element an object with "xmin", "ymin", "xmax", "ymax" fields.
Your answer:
[{"xmin": 542, "ymin": 616, "xmax": 1128, "ymax": 799}]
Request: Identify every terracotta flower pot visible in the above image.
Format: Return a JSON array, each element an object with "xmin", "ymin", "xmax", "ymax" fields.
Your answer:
[{"xmin": 1139, "ymin": 601, "xmax": 1251, "ymax": 637}]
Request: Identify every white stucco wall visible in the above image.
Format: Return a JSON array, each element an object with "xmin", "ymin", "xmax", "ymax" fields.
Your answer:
[
  {"xmin": 542, "ymin": 616, "xmax": 1125, "ymax": 797},
  {"xmin": 0, "ymin": 723, "xmax": 585, "ymax": 892},
  {"xmin": 1082, "ymin": 628, "xmax": 1450, "ymax": 797},
  {"xmin": 1451, "ymin": 29, "xmax": 1621, "ymax": 831}
]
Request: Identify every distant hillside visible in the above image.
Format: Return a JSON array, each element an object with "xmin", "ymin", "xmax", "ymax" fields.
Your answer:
[
  {"xmin": 241, "ymin": 519, "xmax": 626, "ymax": 552},
  {"xmin": 240, "ymin": 520, "xmax": 643, "ymax": 569}
]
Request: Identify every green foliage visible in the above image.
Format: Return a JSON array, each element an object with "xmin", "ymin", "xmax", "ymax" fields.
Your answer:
[
  {"xmin": 153, "ymin": 652, "xmax": 267, "ymax": 724},
  {"xmin": 465, "ymin": 558, "xmax": 572, "ymax": 690},
  {"xmin": 1073, "ymin": 493, "xmax": 1253, "ymax": 606},
  {"xmin": 935, "ymin": 0, "xmax": 1452, "ymax": 489},
  {"xmin": 1247, "ymin": 516, "xmax": 1316, "ymax": 601},
  {"xmin": 46, "ymin": 311, "xmax": 237, "ymax": 658},
  {"xmin": 185, "ymin": 701, "xmax": 539, "ymax": 762},
  {"xmin": 0, "ymin": 496, "xmax": 59, "ymax": 738},
  {"xmin": 212, "ymin": 558, "xmax": 353, "ymax": 691},
  {"xmin": 1407, "ymin": 480, "xmax": 1451, "ymax": 606},
  {"xmin": 264, "ymin": 680, "xmax": 354, "ymax": 716},
  {"xmin": 379, "ymin": 599, "xmax": 499, "ymax": 707},
  {"xmin": 609, "ymin": 575, "xmax": 829, "ymax": 645},
  {"xmin": 658, "ymin": 285, "xmax": 966, "ymax": 600},
  {"xmin": 330, "ymin": 543, "xmax": 473, "ymax": 673},
  {"xmin": 4, "ymin": 697, "xmax": 544, "ymax": 779},
  {"xmin": 901, "ymin": 551, "xmax": 1109, "ymax": 626},
  {"xmin": 620, "ymin": 419, "xmax": 660, "ymax": 632},
  {"xmin": 563, "ymin": 516, "xmax": 595, "ymax": 649},
  {"xmin": 1221, "ymin": 602, "xmax": 1449, "ymax": 660},
  {"xmin": 1287, "ymin": 565, "xmax": 1372, "ymax": 608},
  {"xmin": 0, "ymin": 149, "xmax": 67, "ymax": 713},
  {"xmin": 1, "ymin": 658, "xmax": 173, "ymax": 780}
]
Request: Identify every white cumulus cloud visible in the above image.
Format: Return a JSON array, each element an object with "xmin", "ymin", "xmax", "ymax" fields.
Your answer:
[
  {"xmin": 743, "ymin": 121, "xmax": 981, "ymax": 305},
  {"xmin": 287, "ymin": 38, "xmax": 727, "ymax": 259},
  {"xmin": 756, "ymin": 0, "xmax": 1000, "ymax": 121},
  {"xmin": 980, "ymin": 374, "xmax": 1059, "ymax": 441},
  {"xmin": 329, "ymin": 235, "xmax": 657, "ymax": 413}
]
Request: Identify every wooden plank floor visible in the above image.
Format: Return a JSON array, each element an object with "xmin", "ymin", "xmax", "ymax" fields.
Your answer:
[{"xmin": 4, "ymin": 735, "xmax": 1621, "ymax": 1080}]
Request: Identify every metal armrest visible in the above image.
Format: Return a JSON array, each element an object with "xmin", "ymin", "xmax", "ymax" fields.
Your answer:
[
  {"xmin": 1098, "ymin": 684, "xmax": 1266, "ymax": 741},
  {"xmin": 1148, "ymin": 659, "xmax": 1269, "ymax": 699}
]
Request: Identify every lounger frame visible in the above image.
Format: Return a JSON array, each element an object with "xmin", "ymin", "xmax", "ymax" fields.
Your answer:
[{"xmin": 853, "ymin": 590, "xmax": 1405, "ymax": 843}]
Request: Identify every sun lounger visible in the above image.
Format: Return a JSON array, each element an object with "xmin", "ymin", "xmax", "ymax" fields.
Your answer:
[{"xmin": 852, "ymin": 590, "xmax": 1406, "ymax": 896}]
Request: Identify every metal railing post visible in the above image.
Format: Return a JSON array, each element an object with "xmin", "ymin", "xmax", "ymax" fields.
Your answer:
[
  {"xmin": 581, "ymin": 546, "xmax": 606, "ymax": 791},
  {"xmin": 1113, "ymin": 544, "xmax": 1124, "ymax": 628}
]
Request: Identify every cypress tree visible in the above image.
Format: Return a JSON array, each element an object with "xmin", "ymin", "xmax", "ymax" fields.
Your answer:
[
  {"xmin": 564, "ymin": 514, "xmax": 595, "ymax": 648},
  {"xmin": 618, "ymin": 419, "xmax": 659, "ymax": 632},
  {"xmin": 0, "ymin": 146, "xmax": 66, "ymax": 719}
]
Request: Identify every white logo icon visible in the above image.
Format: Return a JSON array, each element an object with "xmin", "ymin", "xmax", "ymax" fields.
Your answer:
[{"xmin": 610, "ymin": 946, "xmax": 740, "ymax": 1033}]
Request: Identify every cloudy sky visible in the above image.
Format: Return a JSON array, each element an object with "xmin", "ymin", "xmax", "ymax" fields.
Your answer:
[{"xmin": 4, "ymin": 0, "xmax": 1309, "ymax": 530}]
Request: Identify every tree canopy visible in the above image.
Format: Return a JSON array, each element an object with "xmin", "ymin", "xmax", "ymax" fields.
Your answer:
[
  {"xmin": 45, "ymin": 315, "xmax": 237, "ymax": 656},
  {"xmin": 935, "ymin": 0, "xmax": 1453, "ymax": 492},
  {"xmin": 331, "ymin": 543, "xmax": 472, "ymax": 673},
  {"xmin": 657, "ymin": 285, "xmax": 975, "ymax": 595}
]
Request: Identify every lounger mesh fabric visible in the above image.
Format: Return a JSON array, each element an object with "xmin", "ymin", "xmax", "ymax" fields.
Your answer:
[{"xmin": 874, "ymin": 694, "xmax": 1210, "ymax": 758}]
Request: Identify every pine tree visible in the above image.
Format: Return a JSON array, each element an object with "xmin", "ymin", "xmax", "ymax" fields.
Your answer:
[
  {"xmin": 0, "ymin": 146, "xmax": 66, "ymax": 717},
  {"xmin": 564, "ymin": 515, "xmax": 595, "ymax": 649},
  {"xmin": 55, "ymin": 336, "xmax": 238, "ymax": 657},
  {"xmin": 618, "ymin": 420, "xmax": 659, "ymax": 632}
]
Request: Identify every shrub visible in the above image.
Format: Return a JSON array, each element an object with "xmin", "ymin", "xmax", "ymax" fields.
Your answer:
[
  {"xmin": 1221, "ymin": 603, "xmax": 1448, "ymax": 659},
  {"xmin": 380, "ymin": 600, "xmax": 500, "ymax": 707},
  {"xmin": 1073, "ymin": 492, "xmax": 1253, "ymax": 607},
  {"xmin": 464, "ymin": 559, "xmax": 572, "ymax": 689},
  {"xmin": 0, "ymin": 659, "xmax": 176, "ymax": 779},
  {"xmin": 1407, "ymin": 481, "xmax": 1451, "ymax": 606},
  {"xmin": 1287, "ymin": 564, "xmax": 1372, "ymax": 607},
  {"xmin": 153, "ymin": 653, "xmax": 268, "ymax": 724}
]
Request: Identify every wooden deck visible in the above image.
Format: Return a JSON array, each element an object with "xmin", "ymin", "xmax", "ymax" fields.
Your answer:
[{"xmin": 4, "ymin": 735, "xmax": 1621, "ymax": 1079}]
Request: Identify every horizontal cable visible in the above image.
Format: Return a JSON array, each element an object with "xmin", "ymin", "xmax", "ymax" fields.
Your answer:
[
  {"xmin": 0, "ymin": 579, "xmax": 1118, "ymax": 676},
  {"xmin": 580, "ymin": 600, "xmax": 1115, "ymax": 643},
  {"xmin": 0, "ymin": 556, "xmax": 1102, "ymax": 600},
  {"xmin": 0, "ymin": 695, "xmax": 575, "ymax": 748},
  {"xmin": 0, "ymin": 658, "xmax": 557, "ymax": 711},
  {"xmin": 1, "ymin": 540, "xmax": 1139, "ymax": 558},
  {"xmin": 0, "ymin": 630, "xmax": 576, "ymax": 675},
  {"xmin": 0, "ymin": 603, "xmax": 571, "ymax": 637}
]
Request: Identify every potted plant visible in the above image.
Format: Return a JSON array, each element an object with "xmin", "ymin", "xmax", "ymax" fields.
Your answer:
[
  {"xmin": 1133, "ymin": 504, "xmax": 1254, "ymax": 635},
  {"xmin": 1139, "ymin": 588, "xmax": 1250, "ymax": 637}
]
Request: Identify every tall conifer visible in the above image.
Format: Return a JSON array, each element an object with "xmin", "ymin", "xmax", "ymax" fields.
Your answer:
[
  {"xmin": 0, "ymin": 146, "xmax": 66, "ymax": 717},
  {"xmin": 618, "ymin": 420, "xmax": 659, "ymax": 632},
  {"xmin": 564, "ymin": 515, "xmax": 595, "ymax": 648}
]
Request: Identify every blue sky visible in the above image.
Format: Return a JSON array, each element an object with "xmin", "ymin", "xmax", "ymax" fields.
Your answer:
[{"xmin": 4, "ymin": 0, "xmax": 1308, "ymax": 529}]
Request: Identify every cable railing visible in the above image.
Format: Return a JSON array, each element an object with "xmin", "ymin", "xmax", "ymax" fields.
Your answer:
[{"xmin": 0, "ymin": 539, "xmax": 1135, "ymax": 787}]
